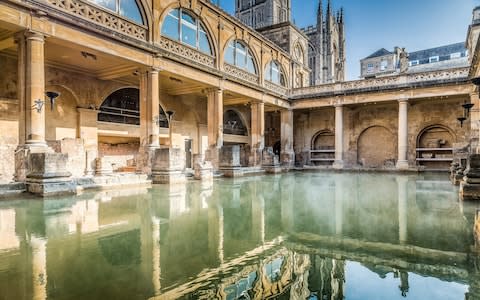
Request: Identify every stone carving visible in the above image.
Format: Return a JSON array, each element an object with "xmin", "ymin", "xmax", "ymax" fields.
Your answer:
[
  {"xmin": 264, "ymin": 81, "xmax": 288, "ymax": 96},
  {"xmin": 224, "ymin": 63, "xmax": 259, "ymax": 85},
  {"xmin": 399, "ymin": 48, "xmax": 409, "ymax": 73},
  {"xmin": 159, "ymin": 37, "xmax": 215, "ymax": 68},
  {"xmin": 45, "ymin": 0, "xmax": 147, "ymax": 40},
  {"xmin": 292, "ymin": 67, "xmax": 469, "ymax": 98}
]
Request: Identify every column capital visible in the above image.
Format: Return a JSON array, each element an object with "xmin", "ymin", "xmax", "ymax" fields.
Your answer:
[
  {"xmin": 24, "ymin": 31, "xmax": 45, "ymax": 42},
  {"xmin": 334, "ymin": 103, "xmax": 344, "ymax": 108},
  {"xmin": 397, "ymin": 97, "xmax": 409, "ymax": 103},
  {"xmin": 203, "ymin": 87, "xmax": 223, "ymax": 95}
]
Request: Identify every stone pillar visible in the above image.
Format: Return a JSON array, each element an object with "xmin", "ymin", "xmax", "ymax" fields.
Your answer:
[
  {"xmin": 206, "ymin": 88, "xmax": 223, "ymax": 169},
  {"xmin": 396, "ymin": 99, "xmax": 409, "ymax": 170},
  {"xmin": 333, "ymin": 104, "xmax": 344, "ymax": 169},
  {"xmin": 25, "ymin": 31, "xmax": 47, "ymax": 148},
  {"xmin": 151, "ymin": 148, "xmax": 186, "ymax": 184},
  {"xmin": 147, "ymin": 69, "xmax": 160, "ymax": 148},
  {"xmin": 77, "ymin": 108, "xmax": 99, "ymax": 175},
  {"xmin": 250, "ymin": 101, "xmax": 265, "ymax": 166},
  {"xmin": 397, "ymin": 176, "xmax": 409, "ymax": 244},
  {"xmin": 280, "ymin": 109, "xmax": 294, "ymax": 168},
  {"xmin": 460, "ymin": 154, "xmax": 480, "ymax": 201}
]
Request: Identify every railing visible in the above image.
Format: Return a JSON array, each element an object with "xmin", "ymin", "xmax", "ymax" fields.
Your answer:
[
  {"xmin": 158, "ymin": 37, "xmax": 215, "ymax": 69},
  {"xmin": 224, "ymin": 64, "xmax": 259, "ymax": 85},
  {"xmin": 264, "ymin": 80, "xmax": 288, "ymax": 97},
  {"xmin": 291, "ymin": 67, "xmax": 470, "ymax": 98},
  {"xmin": 44, "ymin": 0, "xmax": 148, "ymax": 40}
]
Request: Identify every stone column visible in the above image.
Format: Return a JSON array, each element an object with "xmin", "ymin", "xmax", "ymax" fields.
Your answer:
[
  {"xmin": 396, "ymin": 98, "xmax": 409, "ymax": 170},
  {"xmin": 206, "ymin": 88, "xmax": 223, "ymax": 169},
  {"xmin": 280, "ymin": 109, "xmax": 294, "ymax": 167},
  {"xmin": 147, "ymin": 68, "xmax": 160, "ymax": 148},
  {"xmin": 250, "ymin": 101, "xmax": 265, "ymax": 166},
  {"xmin": 77, "ymin": 108, "xmax": 99, "ymax": 175},
  {"xmin": 25, "ymin": 31, "xmax": 47, "ymax": 148},
  {"xmin": 333, "ymin": 104, "xmax": 344, "ymax": 169},
  {"xmin": 397, "ymin": 176, "xmax": 409, "ymax": 244}
]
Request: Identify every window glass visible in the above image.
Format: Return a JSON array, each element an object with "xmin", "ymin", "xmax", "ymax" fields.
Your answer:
[
  {"xmin": 225, "ymin": 42, "xmax": 235, "ymax": 65},
  {"xmin": 246, "ymin": 55, "xmax": 256, "ymax": 73},
  {"xmin": 91, "ymin": 0, "xmax": 116, "ymax": 12},
  {"xmin": 161, "ymin": 10, "xmax": 179, "ymax": 40},
  {"xmin": 265, "ymin": 61, "xmax": 285, "ymax": 86},
  {"xmin": 198, "ymin": 25, "xmax": 211, "ymax": 55},
  {"xmin": 119, "ymin": 0, "xmax": 143, "ymax": 24},
  {"xmin": 236, "ymin": 43, "xmax": 247, "ymax": 68},
  {"xmin": 224, "ymin": 40, "xmax": 257, "ymax": 74}
]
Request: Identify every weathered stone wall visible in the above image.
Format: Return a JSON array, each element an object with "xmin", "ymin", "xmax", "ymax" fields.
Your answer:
[
  {"xmin": 0, "ymin": 100, "xmax": 19, "ymax": 183},
  {"xmin": 99, "ymin": 142, "xmax": 139, "ymax": 171}
]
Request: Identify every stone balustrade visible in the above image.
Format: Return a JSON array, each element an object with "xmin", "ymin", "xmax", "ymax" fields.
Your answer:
[{"xmin": 291, "ymin": 67, "xmax": 470, "ymax": 99}]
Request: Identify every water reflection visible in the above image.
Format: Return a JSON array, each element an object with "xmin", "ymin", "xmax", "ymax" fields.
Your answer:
[{"xmin": 0, "ymin": 173, "xmax": 478, "ymax": 300}]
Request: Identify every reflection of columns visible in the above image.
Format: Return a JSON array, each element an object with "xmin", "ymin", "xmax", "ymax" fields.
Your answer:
[
  {"xmin": 252, "ymin": 193, "xmax": 265, "ymax": 245},
  {"xmin": 152, "ymin": 217, "xmax": 161, "ymax": 294},
  {"xmin": 25, "ymin": 31, "xmax": 46, "ymax": 147},
  {"xmin": 280, "ymin": 109, "xmax": 294, "ymax": 167},
  {"xmin": 208, "ymin": 204, "xmax": 224, "ymax": 265},
  {"xmin": 397, "ymin": 176, "xmax": 409, "ymax": 244},
  {"xmin": 399, "ymin": 271, "xmax": 410, "ymax": 297},
  {"xmin": 148, "ymin": 69, "xmax": 160, "ymax": 148},
  {"xmin": 333, "ymin": 104, "xmax": 344, "ymax": 169},
  {"xmin": 78, "ymin": 108, "xmax": 99, "ymax": 175},
  {"xmin": 334, "ymin": 176, "xmax": 343, "ymax": 235},
  {"xmin": 396, "ymin": 99, "xmax": 409, "ymax": 170},
  {"xmin": 251, "ymin": 101, "xmax": 265, "ymax": 166},
  {"xmin": 281, "ymin": 175, "xmax": 295, "ymax": 232},
  {"xmin": 31, "ymin": 236, "xmax": 47, "ymax": 300}
]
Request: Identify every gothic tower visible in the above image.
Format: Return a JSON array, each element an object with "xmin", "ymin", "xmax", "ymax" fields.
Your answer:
[{"xmin": 235, "ymin": 0, "xmax": 291, "ymax": 29}]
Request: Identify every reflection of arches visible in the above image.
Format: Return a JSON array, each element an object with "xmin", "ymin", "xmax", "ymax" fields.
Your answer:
[
  {"xmin": 98, "ymin": 88, "xmax": 168, "ymax": 127},
  {"xmin": 357, "ymin": 126, "xmax": 396, "ymax": 168},
  {"xmin": 311, "ymin": 130, "xmax": 334, "ymax": 150},
  {"xmin": 223, "ymin": 109, "xmax": 248, "ymax": 136}
]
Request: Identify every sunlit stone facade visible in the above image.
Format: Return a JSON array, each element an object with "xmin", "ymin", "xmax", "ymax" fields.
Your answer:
[{"xmin": 0, "ymin": 0, "xmax": 478, "ymax": 196}]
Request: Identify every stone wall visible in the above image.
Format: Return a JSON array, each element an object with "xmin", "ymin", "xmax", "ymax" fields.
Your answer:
[
  {"xmin": 99, "ymin": 142, "xmax": 139, "ymax": 171},
  {"xmin": 0, "ymin": 100, "xmax": 19, "ymax": 183}
]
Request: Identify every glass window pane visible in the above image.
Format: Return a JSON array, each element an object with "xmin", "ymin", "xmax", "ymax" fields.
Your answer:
[
  {"xmin": 246, "ymin": 55, "xmax": 256, "ymax": 74},
  {"xmin": 119, "ymin": 0, "xmax": 143, "ymax": 24},
  {"xmin": 236, "ymin": 48, "xmax": 246, "ymax": 68},
  {"xmin": 199, "ymin": 31, "xmax": 211, "ymax": 54},
  {"xmin": 181, "ymin": 24, "xmax": 196, "ymax": 47},
  {"xmin": 265, "ymin": 64, "xmax": 271, "ymax": 81},
  {"xmin": 162, "ymin": 12, "xmax": 179, "ymax": 40},
  {"xmin": 225, "ymin": 42, "xmax": 235, "ymax": 64},
  {"xmin": 90, "ymin": 0, "xmax": 116, "ymax": 12},
  {"xmin": 181, "ymin": 11, "xmax": 196, "ymax": 26}
]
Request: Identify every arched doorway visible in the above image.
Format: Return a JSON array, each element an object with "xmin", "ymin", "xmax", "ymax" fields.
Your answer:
[
  {"xmin": 310, "ymin": 130, "xmax": 335, "ymax": 166},
  {"xmin": 416, "ymin": 125, "xmax": 455, "ymax": 170},
  {"xmin": 357, "ymin": 126, "xmax": 396, "ymax": 168}
]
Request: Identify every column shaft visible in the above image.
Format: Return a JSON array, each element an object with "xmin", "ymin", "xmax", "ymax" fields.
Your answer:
[
  {"xmin": 25, "ymin": 31, "xmax": 46, "ymax": 146},
  {"xmin": 207, "ymin": 89, "xmax": 223, "ymax": 149},
  {"xmin": 147, "ymin": 69, "xmax": 160, "ymax": 148},
  {"xmin": 280, "ymin": 109, "xmax": 294, "ymax": 166},
  {"xmin": 333, "ymin": 105, "xmax": 344, "ymax": 169},
  {"xmin": 396, "ymin": 99, "xmax": 409, "ymax": 169},
  {"xmin": 250, "ymin": 101, "xmax": 265, "ymax": 166}
]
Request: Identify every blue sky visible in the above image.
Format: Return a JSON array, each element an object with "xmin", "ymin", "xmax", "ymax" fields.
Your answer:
[{"xmin": 218, "ymin": 0, "xmax": 476, "ymax": 80}]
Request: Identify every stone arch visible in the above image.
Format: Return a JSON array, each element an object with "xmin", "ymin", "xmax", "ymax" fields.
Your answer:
[
  {"xmin": 223, "ymin": 109, "xmax": 249, "ymax": 136},
  {"xmin": 311, "ymin": 129, "xmax": 334, "ymax": 150},
  {"xmin": 44, "ymin": 85, "xmax": 79, "ymax": 141},
  {"xmin": 293, "ymin": 40, "xmax": 305, "ymax": 64},
  {"xmin": 357, "ymin": 126, "xmax": 396, "ymax": 168},
  {"xmin": 416, "ymin": 124, "xmax": 456, "ymax": 148},
  {"xmin": 158, "ymin": 5, "xmax": 218, "ymax": 58}
]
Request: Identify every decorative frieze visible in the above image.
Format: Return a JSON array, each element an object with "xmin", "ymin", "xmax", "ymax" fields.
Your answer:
[
  {"xmin": 224, "ymin": 63, "xmax": 259, "ymax": 85},
  {"xmin": 45, "ymin": 0, "xmax": 147, "ymax": 40},
  {"xmin": 292, "ymin": 67, "xmax": 470, "ymax": 98},
  {"xmin": 159, "ymin": 37, "xmax": 215, "ymax": 68}
]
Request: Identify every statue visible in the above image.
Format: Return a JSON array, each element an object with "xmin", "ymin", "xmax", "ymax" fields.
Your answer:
[{"xmin": 399, "ymin": 48, "xmax": 409, "ymax": 73}]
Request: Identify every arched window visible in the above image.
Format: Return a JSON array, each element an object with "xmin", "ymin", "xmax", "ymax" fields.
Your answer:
[
  {"xmin": 265, "ymin": 60, "xmax": 286, "ymax": 87},
  {"xmin": 223, "ymin": 110, "xmax": 248, "ymax": 136},
  {"xmin": 225, "ymin": 40, "xmax": 257, "ymax": 74},
  {"xmin": 98, "ymin": 88, "xmax": 168, "ymax": 128},
  {"xmin": 161, "ymin": 8, "xmax": 212, "ymax": 55},
  {"xmin": 88, "ymin": 0, "xmax": 144, "ymax": 24}
]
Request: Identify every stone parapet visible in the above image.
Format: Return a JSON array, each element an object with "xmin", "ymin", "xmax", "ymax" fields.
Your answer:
[
  {"xmin": 219, "ymin": 145, "xmax": 243, "ymax": 178},
  {"xmin": 151, "ymin": 148, "xmax": 186, "ymax": 184}
]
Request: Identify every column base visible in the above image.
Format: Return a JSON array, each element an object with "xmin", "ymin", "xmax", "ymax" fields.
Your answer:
[
  {"xmin": 152, "ymin": 170, "xmax": 186, "ymax": 184},
  {"xmin": 280, "ymin": 151, "xmax": 295, "ymax": 169},
  {"xmin": 332, "ymin": 160, "xmax": 344, "ymax": 170},
  {"xmin": 460, "ymin": 179, "xmax": 480, "ymax": 201},
  {"xmin": 220, "ymin": 167, "xmax": 243, "ymax": 178},
  {"xmin": 396, "ymin": 160, "xmax": 409, "ymax": 170}
]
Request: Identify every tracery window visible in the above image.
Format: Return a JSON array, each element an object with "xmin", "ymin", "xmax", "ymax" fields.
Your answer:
[
  {"xmin": 98, "ymin": 88, "xmax": 168, "ymax": 128},
  {"xmin": 161, "ymin": 8, "xmax": 212, "ymax": 55},
  {"xmin": 225, "ymin": 40, "xmax": 257, "ymax": 74},
  {"xmin": 88, "ymin": 0, "xmax": 144, "ymax": 24},
  {"xmin": 265, "ymin": 60, "xmax": 286, "ymax": 86}
]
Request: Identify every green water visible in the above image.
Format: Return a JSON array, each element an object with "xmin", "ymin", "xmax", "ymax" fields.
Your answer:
[{"xmin": 0, "ymin": 172, "xmax": 478, "ymax": 300}]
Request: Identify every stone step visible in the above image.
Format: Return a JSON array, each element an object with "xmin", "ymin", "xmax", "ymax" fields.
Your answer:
[{"xmin": 0, "ymin": 183, "xmax": 26, "ymax": 198}]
